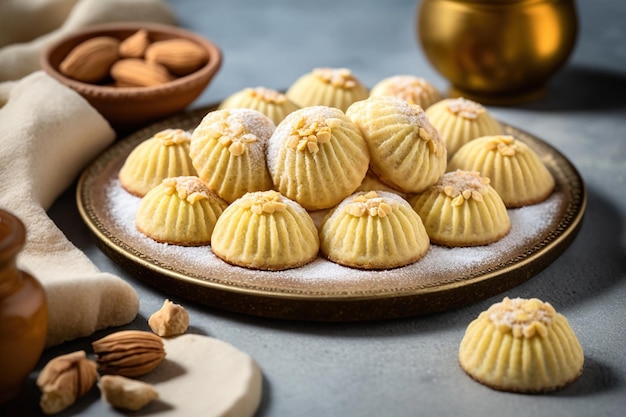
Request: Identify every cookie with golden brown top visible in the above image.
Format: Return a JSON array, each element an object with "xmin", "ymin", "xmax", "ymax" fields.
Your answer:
[
  {"xmin": 409, "ymin": 170, "xmax": 510, "ymax": 247},
  {"xmin": 218, "ymin": 87, "xmax": 299, "ymax": 125},
  {"xmin": 448, "ymin": 135, "xmax": 555, "ymax": 208},
  {"xmin": 267, "ymin": 106, "xmax": 370, "ymax": 211},
  {"xmin": 136, "ymin": 176, "xmax": 228, "ymax": 246},
  {"xmin": 210, "ymin": 190, "xmax": 319, "ymax": 271},
  {"xmin": 346, "ymin": 95, "xmax": 447, "ymax": 194},
  {"xmin": 320, "ymin": 191, "xmax": 430, "ymax": 270},
  {"xmin": 286, "ymin": 67, "xmax": 369, "ymax": 112},
  {"xmin": 190, "ymin": 108, "xmax": 275, "ymax": 203},
  {"xmin": 119, "ymin": 128, "xmax": 197, "ymax": 197},
  {"xmin": 370, "ymin": 75, "xmax": 442, "ymax": 109},
  {"xmin": 425, "ymin": 97, "xmax": 502, "ymax": 158},
  {"xmin": 459, "ymin": 297, "xmax": 584, "ymax": 393}
]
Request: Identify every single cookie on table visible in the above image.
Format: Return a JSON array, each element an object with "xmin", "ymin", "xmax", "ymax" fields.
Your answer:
[
  {"xmin": 190, "ymin": 108, "xmax": 275, "ymax": 203},
  {"xmin": 218, "ymin": 86, "xmax": 299, "ymax": 125},
  {"xmin": 210, "ymin": 190, "xmax": 319, "ymax": 271},
  {"xmin": 267, "ymin": 106, "xmax": 370, "ymax": 211},
  {"xmin": 285, "ymin": 67, "xmax": 369, "ymax": 112},
  {"xmin": 459, "ymin": 297, "xmax": 584, "ymax": 393},
  {"xmin": 136, "ymin": 176, "xmax": 228, "ymax": 246},
  {"xmin": 448, "ymin": 135, "xmax": 555, "ymax": 208},
  {"xmin": 346, "ymin": 95, "xmax": 447, "ymax": 194},
  {"xmin": 118, "ymin": 128, "xmax": 197, "ymax": 197},
  {"xmin": 425, "ymin": 97, "xmax": 502, "ymax": 158},
  {"xmin": 369, "ymin": 75, "xmax": 442, "ymax": 109},
  {"xmin": 409, "ymin": 170, "xmax": 510, "ymax": 247},
  {"xmin": 320, "ymin": 191, "xmax": 430, "ymax": 270}
]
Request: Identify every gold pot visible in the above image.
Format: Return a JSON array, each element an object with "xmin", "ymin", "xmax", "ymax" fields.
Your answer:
[{"xmin": 417, "ymin": 0, "xmax": 578, "ymax": 104}]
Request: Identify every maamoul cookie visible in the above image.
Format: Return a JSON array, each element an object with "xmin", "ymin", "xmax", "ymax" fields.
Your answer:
[
  {"xmin": 218, "ymin": 87, "xmax": 299, "ymax": 125},
  {"xmin": 369, "ymin": 75, "xmax": 442, "ymax": 109},
  {"xmin": 459, "ymin": 297, "xmax": 584, "ymax": 393},
  {"xmin": 346, "ymin": 95, "xmax": 447, "ymax": 194},
  {"xmin": 409, "ymin": 170, "xmax": 510, "ymax": 247},
  {"xmin": 320, "ymin": 191, "xmax": 430, "ymax": 269},
  {"xmin": 136, "ymin": 176, "xmax": 228, "ymax": 246},
  {"xmin": 355, "ymin": 170, "xmax": 406, "ymax": 198},
  {"xmin": 119, "ymin": 128, "xmax": 197, "ymax": 197},
  {"xmin": 267, "ymin": 106, "xmax": 370, "ymax": 211},
  {"xmin": 448, "ymin": 135, "xmax": 555, "ymax": 208},
  {"xmin": 425, "ymin": 97, "xmax": 501, "ymax": 157},
  {"xmin": 190, "ymin": 108, "xmax": 275, "ymax": 203},
  {"xmin": 285, "ymin": 67, "xmax": 369, "ymax": 112},
  {"xmin": 210, "ymin": 190, "xmax": 319, "ymax": 271}
]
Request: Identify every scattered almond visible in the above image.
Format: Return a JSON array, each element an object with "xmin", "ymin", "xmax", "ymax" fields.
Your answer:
[
  {"xmin": 36, "ymin": 350, "xmax": 98, "ymax": 415},
  {"xmin": 149, "ymin": 299, "xmax": 190, "ymax": 337},
  {"xmin": 145, "ymin": 38, "xmax": 208, "ymax": 75},
  {"xmin": 110, "ymin": 58, "xmax": 174, "ymax": 87},
  {"xmin": 99, "ymin": 375, "xmax": 159, "ymax": 411},
  {"xmin": 59, "ymin": 36, "xmax": 120, "ymax": 83},
  {"xmin": 92, "ymin": 330, "xmax": 166, "ymax": 377}
]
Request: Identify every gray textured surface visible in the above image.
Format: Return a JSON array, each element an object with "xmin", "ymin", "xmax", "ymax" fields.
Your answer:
[{"xmin": 3, "ymin": 0, "xmax": 626, "ymax": 416}]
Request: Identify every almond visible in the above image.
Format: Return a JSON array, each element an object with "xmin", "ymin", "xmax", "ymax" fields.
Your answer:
[
  {"xmin": 37, "ymin": 351, "xmax": 98, "ymax": 414},
  {"xmin": 110, "ymin": 58, "xmax": 174, "ymax": 87},
  {"xmin": 119, "ymin": 29, "xmax": 150, "ymax": 58},
  {"xmin": 145, "ymin": 38, "xmax": 208, "ymax": 76},
  {"xmin": 59, "ymin": 36, "xmax": 120, "ymax": 83},
  {"xmin": 92, "ymin": 330, "xmax": 166, "ymax": 377}
]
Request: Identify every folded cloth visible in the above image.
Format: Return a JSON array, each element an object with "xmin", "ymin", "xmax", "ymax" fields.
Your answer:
[
  {"xmin": 0, "ymin": 72, "xmax": 139, "ymax": 348},
  {"xmin": 0, "ymin": 0, "xmax": 178, "ymax": 347},
  {"xmin": 0, "ymin": 0, "xmax": 177, "ymax": 81}
]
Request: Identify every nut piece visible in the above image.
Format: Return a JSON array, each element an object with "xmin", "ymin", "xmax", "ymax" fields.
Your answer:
[
  {"xmin": 119, "ymin": 29, "xmax": 150, "ymax": 58},
  {"xmin": 148, "ymin": 299, "xmax": 190, "ymax": 337},
  {"xmin": 36, "ymin": 350, "xmax": 98, "ymax": 415},
  {"xmin": 92, "ymin": 330, "xmax": 166, "ymax": 377},
  {"xmin": 145, "ymin": 38, "xmax": 208, "ymax": 76},
  {"xmin": 110, "ymin": 58, "xmax": 174, "ymax": 87},
  {"xmin": 99, "ymin": 375, "xmax": 159, "ymax": 411},
  {"xmin": 59, "ymin": 36, "xmax": 120, "ymax": 83}
]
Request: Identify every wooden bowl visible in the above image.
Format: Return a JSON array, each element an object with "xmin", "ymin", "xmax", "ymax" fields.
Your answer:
[{"xmin": 41, "ymin": 22, "xmax": 222, "ymax": 132}]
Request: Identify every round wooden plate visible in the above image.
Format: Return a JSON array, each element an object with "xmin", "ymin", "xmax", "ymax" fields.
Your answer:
[{"xmin": 77, "ymin": 105, "xmax": 586, "ymax": 321}]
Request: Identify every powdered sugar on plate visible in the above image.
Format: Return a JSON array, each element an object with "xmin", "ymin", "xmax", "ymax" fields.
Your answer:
[{"xmin": 103, "ymin": 175, "xmax": 564, "ymax": 296}]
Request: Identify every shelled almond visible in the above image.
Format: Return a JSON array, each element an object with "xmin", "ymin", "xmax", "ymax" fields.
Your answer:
[
  {"xmin": 111, "ymin": 59, "xmax": 174, "ymax": 87},
  {"xmin": 59, "ymin": 36, "xmax": 120, "ymax": 83},
  {"xmin": 145, "ymin": 38, "xmax": 208, "ymax": 75},
  {"xmin": 58, "ymin": 29, "xmax": 208, "ymax": 87}
]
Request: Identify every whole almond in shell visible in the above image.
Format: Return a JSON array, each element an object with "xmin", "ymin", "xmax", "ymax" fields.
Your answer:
[
  {"xmin": 145, "ymin": 38, "xmax": 208, "ymax": 76},
  {"xmin": 110, "ymin": 58, "xmax": 174, "ymax": 87},
  {"xmin": 92, "ymin": 330, "xmax": 166, "ymax": 377},
  {"xmin": 59, "ymin": 36, "xmax": 120, "ymax": 83}
]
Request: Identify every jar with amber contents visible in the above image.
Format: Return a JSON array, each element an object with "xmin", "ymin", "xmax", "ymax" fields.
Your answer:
[
  {"xmin": 0, "ymin": 209, "xmax": 48, "ymax": 403},
  {"xmin": 417, "ymin": 0, "xmax": 578, "ymax": 104}
]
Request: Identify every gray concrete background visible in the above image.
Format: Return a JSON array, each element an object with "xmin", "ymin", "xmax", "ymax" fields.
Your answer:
[{"xmin": 3, "ymin": 0, "xmax": 625, "ymax": 416}]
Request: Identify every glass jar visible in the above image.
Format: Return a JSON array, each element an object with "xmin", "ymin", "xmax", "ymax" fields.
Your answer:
[{"xmin": 0, "ymin": 209, "xmax": 48, "ymax": 403}]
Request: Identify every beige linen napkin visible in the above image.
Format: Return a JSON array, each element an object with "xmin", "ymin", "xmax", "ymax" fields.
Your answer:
[
  {"xmin": 0, "ymin": 0, "xmax": 177, "ymax": 81},
  {"xmin": 0, "ymin": 0, "xmax": 178, "ymax": 347},
  {"xmin": 0, "ymin": 72, "xmax": 140, "ymax": 348}
]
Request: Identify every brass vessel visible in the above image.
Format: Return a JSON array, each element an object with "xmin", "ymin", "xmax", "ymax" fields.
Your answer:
[{"xmin": 417, "ymin": 0, "xmax": 578, "ymax": 104}]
